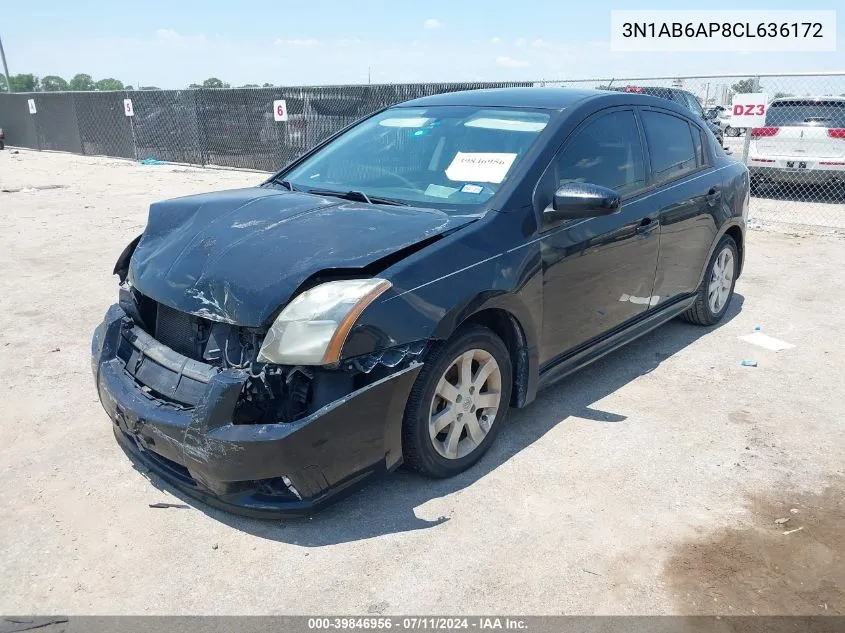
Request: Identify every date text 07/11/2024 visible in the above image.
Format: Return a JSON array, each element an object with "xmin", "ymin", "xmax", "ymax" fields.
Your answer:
[{"xmin": 306, "ymin": 617, "xmax": 528, "ymax": 630}]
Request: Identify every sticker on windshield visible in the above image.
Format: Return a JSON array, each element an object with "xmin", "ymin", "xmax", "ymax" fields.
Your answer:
[
  {"xmin": 460, "ymin": 184, "xmax": 484, "ymax": 194},
  {"xmin": 445, "ymin": 152, "xmax": 517, "ymax": 184},
  {"xmin": 464, "ymin": 118, "xmax": 547, "ymax": 132},
  {"xmin": 378, "ymin": 117, "xmax": 431, "ymax": 128},
  {"xmin": 424, "ymin": 184, "xmax": 459, "ymax": 198}
]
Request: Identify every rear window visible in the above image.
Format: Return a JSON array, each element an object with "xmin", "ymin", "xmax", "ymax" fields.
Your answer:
[{"xmin": 765, "ymin": 100, "xmax": 845, "ymax": 128}]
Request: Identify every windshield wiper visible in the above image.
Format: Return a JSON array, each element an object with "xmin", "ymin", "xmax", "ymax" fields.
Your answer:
[
  {"xmin": 267, "ymin": 176, "xmax": 298, "ymax": 191},
  {"xmin": 307, "ymin": 188, "xmax": 409, "ymax": 206}
]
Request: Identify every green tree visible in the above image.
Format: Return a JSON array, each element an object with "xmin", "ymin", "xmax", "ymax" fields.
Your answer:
[
  {"xmin": 261, "ymin": 82, "xmax": 274, "ymax": 88},
  {"xmin": 240, "ymin": 83, "xmax": 260, "ymax": 88},
  {"xmin": 41, "ymin": 75, "xmax": 70, "ymax": 91},
  {"xmin": 201, "ymin": 77, "xmax": 229, "ymax": 89},
  {"xmin": 0, "ymin": 75, "xmax": 7, "ymax": 91},
  {"xmin": 95, "ymin": 78, "xmax": 125, "ymax": 91},
  {"xmin": 772, "ymin": 92, "xmax": 793, "ymax": 100},
  {"xmin": 731, "ymin": 78, "xmax": 758, "ymax": 95},
  {"xmin": 125, "ymin": 85, "xmax": 134, "ymax": 90},
  {"xmin": 69, "ymin": 73, "xmax": 95, "ymax": 91},
  {"xmin": 9, "ymin": 73, "xmax": 40, "ymax": 92}
]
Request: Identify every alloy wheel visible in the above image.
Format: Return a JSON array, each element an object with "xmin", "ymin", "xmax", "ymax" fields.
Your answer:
[
  {"xmin": 429, "ymin": 349, "xmax": 502, "ymax": 460},
  {"xmin": 708, "ymin": 247, "xmax": 735, "ymax": 314}
]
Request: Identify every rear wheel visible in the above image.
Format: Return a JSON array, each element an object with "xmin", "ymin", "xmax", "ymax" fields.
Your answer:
[
  {"xmin": 681, "ymin": 235, "xmax": 738, "ymax": 326},
  {"xmin": 402, "ymin": 325, "xmax": 512, "ymax": 478}
]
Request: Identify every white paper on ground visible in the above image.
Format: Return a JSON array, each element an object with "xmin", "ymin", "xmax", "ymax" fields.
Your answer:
[
  {"xmin": 445, "ymin": 152, "xmax": 517, "ymax": 184},
  {"xmin": 739, "ymin": 332, "xmax": 795, "ymax": 351}
]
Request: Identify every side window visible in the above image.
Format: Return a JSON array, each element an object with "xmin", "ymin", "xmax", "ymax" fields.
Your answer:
[
  {"xmin": 692, "ymin": 127, "xmax": 706, "ymax": 166},
  {"xmin": 641, "ymin": 111, "xmax": 698, "ymax": 185},
  {"xmin": 554, "ymin": 110, "xmax": 646, "ymax": 196}
]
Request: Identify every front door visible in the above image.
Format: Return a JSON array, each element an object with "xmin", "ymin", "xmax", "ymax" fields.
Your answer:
[{"xmin": 537, "ymin": 108, "xmax": 660, "ymax": 366}]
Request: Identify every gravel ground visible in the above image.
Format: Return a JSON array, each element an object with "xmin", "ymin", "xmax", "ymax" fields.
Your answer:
[{"xmin": 1, "ymin": 149, "xmax": 843, "ymax": 615}]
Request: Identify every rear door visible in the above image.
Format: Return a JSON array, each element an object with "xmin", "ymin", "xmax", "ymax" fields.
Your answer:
[
  {"xmin": 640, "ymin": 108, "xmax": 721, "ymax": 307},
  {"xmin": 753, "ymin": 99, "xmax": 845, "ymax": 160}
]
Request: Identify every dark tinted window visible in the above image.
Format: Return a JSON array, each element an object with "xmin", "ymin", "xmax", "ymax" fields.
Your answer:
[
  {"xmin": 641, "ymin": 111, "xmax": 698, "ymax": 184},
  {"xmin": 765, "ymin": 100, "xmax": 845, "ymax": 127},
  {"xmin": 554, "ymin": 110, "xmax": 645, "ymax": 195}
]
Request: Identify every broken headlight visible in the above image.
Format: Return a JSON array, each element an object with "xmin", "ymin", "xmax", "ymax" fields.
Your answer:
[{"xmin": 257, "ymin": 279, "xmax": 391, "ymax": 366}]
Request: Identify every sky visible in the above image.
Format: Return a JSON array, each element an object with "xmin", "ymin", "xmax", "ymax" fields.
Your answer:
[{"xmin": 1, "ymin": 0, "xmax": 842, "ymax": 89}]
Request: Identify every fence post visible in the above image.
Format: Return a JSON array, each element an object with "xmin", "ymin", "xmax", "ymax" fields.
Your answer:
[
  {"xmin": 126, "ymin": 90, "xmax": 139, "ymax": 161},
  {"xmin": 740, "ymin": 75, "xmax": 761, "ymax": 165}
]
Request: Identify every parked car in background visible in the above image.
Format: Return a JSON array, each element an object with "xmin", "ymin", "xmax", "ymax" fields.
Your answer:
[
  {"xmin": 93, "ymin": 88, "xmax": 748, "ymax": 517},
  {"xmin": 748, "ymin": 96, "xmax": 845, "ymax": 192},
  {"xmin": 717, "ymin": 113, "xmax": 744, "ymax": 138},
  {"xmin": 609, "ymin": 86, "xmax": 725, "ymax": 146},
  {"xmin": 704, "ymin": 106, "xmax": 726, "ymax": 121}
]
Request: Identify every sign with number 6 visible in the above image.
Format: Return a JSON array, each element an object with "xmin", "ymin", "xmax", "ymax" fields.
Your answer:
[
  {"xmin": 729, "ymin": 92, "xmax": 768, "ymax": 128},
  {"xmin": 273, "ymin": 99, "xmax": 289, "ymax": 122}
]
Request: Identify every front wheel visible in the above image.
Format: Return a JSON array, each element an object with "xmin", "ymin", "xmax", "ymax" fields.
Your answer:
[
  {"xmin": 402, "ymin": 325, "xmax": 512, "ymax": 478},
  {"xmin": 681, "ymin": 235, "xmax": 739, "ymax": 326}
]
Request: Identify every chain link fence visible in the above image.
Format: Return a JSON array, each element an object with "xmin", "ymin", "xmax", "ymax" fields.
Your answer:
[{"xmin": 1, "ymin": 74, "xmax": 843, "ymax": 229}]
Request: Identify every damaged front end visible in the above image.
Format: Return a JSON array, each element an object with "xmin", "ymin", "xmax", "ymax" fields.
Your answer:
[
  {"xmin": 92, "ymin": 287, "xmax": 426, "ymax": 517},
  {"xmin": 92, "ymin": 186, "xmax": 479, "ymax": 516}
]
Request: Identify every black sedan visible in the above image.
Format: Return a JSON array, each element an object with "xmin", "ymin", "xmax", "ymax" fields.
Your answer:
[{"xmin": 92, "ymin": 88, "xmax": 748, "ymax": 517}]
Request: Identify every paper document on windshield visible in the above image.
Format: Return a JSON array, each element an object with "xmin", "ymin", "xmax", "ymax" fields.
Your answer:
[{"xmin": 445, "ymin": 152, "xmax": 517, "ymax": 184}]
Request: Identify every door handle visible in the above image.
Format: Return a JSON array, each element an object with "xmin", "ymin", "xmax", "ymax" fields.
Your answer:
[
  {"xmin": 636, "ymin": 217, "xmax": 654, "ymax": 234},
  {"xmin": 706, "ymin": 187, "xmax": 722, "ymax": 203}
]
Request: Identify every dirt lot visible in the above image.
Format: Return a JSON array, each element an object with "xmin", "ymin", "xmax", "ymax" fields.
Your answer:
[{"xmin": 1, "ymin": 149, "xmax": 844, "ymax": 615}]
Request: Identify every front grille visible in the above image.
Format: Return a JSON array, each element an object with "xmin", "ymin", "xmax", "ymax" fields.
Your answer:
[
  {"xmin": 131, "ymin": 292, "xmax": 264, "ymax": 367},
  {"xmin": 155, "ymin": 302, "xmax": 199, "ymax": 359}
]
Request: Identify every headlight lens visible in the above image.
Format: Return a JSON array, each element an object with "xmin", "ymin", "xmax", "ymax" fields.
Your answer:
[{"xmin": 257, "ymin": 278, "xmax": 391, "ymax": 366}]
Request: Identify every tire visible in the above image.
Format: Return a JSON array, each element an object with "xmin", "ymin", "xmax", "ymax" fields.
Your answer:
[
  {"xmin": 726, "ymin": 126, "xmax": 740, "ymax": 137},
  {"xmin": 402, "ymin": 325, "xmax": 512, "ymax": 478},
  {"xmin": 681, "ymin": 235, "xmax": 739, "ymax": 326}
]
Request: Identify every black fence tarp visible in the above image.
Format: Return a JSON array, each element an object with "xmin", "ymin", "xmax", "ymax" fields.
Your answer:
[{"xmin": 0, "ymin": 82, "xmax": 532, "ymax": 171}]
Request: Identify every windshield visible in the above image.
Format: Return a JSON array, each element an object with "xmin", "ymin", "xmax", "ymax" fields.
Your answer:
[
  {"xmin": 765, "ymin": 100, "xmax": 845, "ymax": 127},
  {"xmin": 281, "ymin": 106, "xmax": 551, "ymax": 212}
]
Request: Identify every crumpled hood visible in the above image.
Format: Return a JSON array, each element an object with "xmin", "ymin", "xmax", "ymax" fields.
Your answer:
[{"xmin": 129, "ymin": 187, "xmax": 475, "ymax": 326}]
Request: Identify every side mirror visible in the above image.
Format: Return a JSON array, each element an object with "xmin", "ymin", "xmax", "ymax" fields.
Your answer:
[{"xmin": 544, "ymin": 182, "xmax": 621, "ymax": 223}]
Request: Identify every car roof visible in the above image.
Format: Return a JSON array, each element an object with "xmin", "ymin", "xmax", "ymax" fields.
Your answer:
[{"xmin": 396, "ymin": 87, "xmax": 607, "ymax": 111}]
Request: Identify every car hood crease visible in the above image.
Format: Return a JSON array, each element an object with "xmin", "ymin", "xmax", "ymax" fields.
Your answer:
[{"xmin": 128, "ymin": 187, "xmax": 476, "ymax": 326}]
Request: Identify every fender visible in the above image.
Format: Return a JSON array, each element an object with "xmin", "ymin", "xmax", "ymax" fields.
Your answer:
[{"xmin": 694, "ymin": 218, "xmax": 746, "ymax": 290}]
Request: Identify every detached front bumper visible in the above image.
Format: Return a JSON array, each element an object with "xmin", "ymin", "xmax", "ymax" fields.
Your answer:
[{"xmin": 92, "ymin": 305, "xmax": 421, "ymax": 518}]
